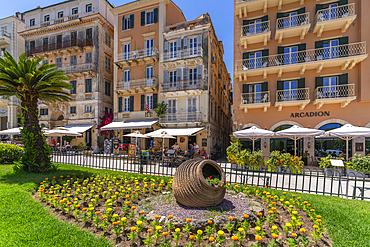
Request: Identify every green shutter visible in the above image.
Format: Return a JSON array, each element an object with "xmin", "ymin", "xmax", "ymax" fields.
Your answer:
[
  {"xmin": 122, "ymin": 15, "xmax": 125, "ymax": 29},
  {"xmin": 315, "ymin": 41, "xmax": 324, "ymax": 49},
  {"xmin": 129, "ymin": 96, "xmax": 134, "ymax": 112},
  {"xmin": 242, "ymin": 19, "xmax": 249, "ymax": 26},
  {"xmin": 154, "ymin": 8, "xmax": 158, "ymax": 23},
  {"xmin": 298, "ymin": 78, "xmax": 305, "ymax": 88},
  {"xmin": 338, "ymin": 0, "xmax": 348, "ymax": 6},
  {"xmin": 339, "ymin": 73, "xmax": 348, "ymax": 85},
  {"xmin": 242, "ymin": 52, "xmax": 249, "ymax": 59},
  {"xmin": 298, "ymin": 44, "xmax": 306, "ymax": 63},
  {"xmin": 339, "ymin": 37, "xmax": 349, "ymax": 45},
  {"xmin": 316, "ymin": 4, "xmax": 324, "ymax": 13},
  {"xmin": 261, "ymin": 15, "xmax": 268, "ymax": 22},
  {"xmin": 262, "ymin": 49, "xmax": 269, "ymax": 67},
  {"xmin": 315, "ymin": 41, "xmax": 324, "ymax": 60},
  {"xmin": 262, "ymin": 49, "xmax": 269, "ymax": 57},
  {"xmin": 315, "ymin": 77, "xmax": 323, "ymax": 88},
  {"xmin": 261, "ymin": 82, "xmax": 268, "ymax": 92},
  {"xmin": 141, "ymin": 11, "xmax": 145, "ymax": 26},
  {"xmin": 119, "ymin": 97, "xmax": 122, "ymax": 112},
  {"xmin": 242, "ymin": 84, "xmax": 249, "ymax": 93},
  {"xmin": 277, "ymin": 13, "xmax": 284, "ymax": 19},
  {"xmin": 277, "ymin": 81, "xmax": 284, "ymax": 90},
  {"xmin": 339, "ymin": 37, "xmax": 349, "ymax": 57},
  {"xmin": 141, "ymin": 95, "xmax": 145, "ymax": 111},
  {"xmin": 153, "ymin": 94, "xmax": 158, "ymax": 109},
  {"xmin": 130, "ymin": 14, "xmax": 134, "ymax": 29},
  {"xmin": 297, "ymin": 7, "xmax": 305, "ymax": 14},
  {"xmin": 298, "ymin": 44, "xmax": 306, "ymax": 51},
  {"xmin": 277, "ymin": 46, "xmax": 284, "ymax": 54}
]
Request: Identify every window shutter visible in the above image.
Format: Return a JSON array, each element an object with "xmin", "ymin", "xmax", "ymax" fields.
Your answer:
[
  {"xmin": 315, "ymin": 77, "xmax": 323, "ymax": 88},
  {"xmin": 339, "ymin": 37, "xmax": 349, "ymax": 45},
  {"xmin": 164, "ymin": 41, "xmax": 168, "ymax": 53},
  {"xmin": 338, "ymin": 0, "xmax": 348, "ymax": 6},
  {"xmin": 298, "ymin": 44, "xmax": 306, "ymax": 51},
  {"xmin": 119, "ymin": 97, "xmax": 122, "ymax": 112},
  {"xmin": 277, "ymin": 46, "xmax": 284, "ymax": 54},
  {"xmin": 177, "ymin": 38, "xmax": 181, "ymax": 51},
  {"xmin": 316, "ymin": 4, "xmax": 324, "ymax": 13},
  {"xmin": 242, "ymin": 19, "xmax": 249, "ymax": 26},
  {"xmin": 197, "ymin": 34, "xmax": 202, "ymax": 48},
  {"xmin": 261, "ymin": 82, "xmax": 268, "ymax": 92},
  {"xmin": 315, "ymin": 41, "xmax": 324, "ymax": 59},
  {"xmin": 141, "ymin": 11, "xmax": 145, "ymax": 26},
  {"xmin": 242, "ymin": 84, "xmax": 249, "ymax": 93},
  {"xmin": 261, "ymin": 15, "xmax": 268, "ymax": 22},
  {"xmin": 130, "ymin": 14, "xmax": 134, "ymax": 29},
  {"xmin": 277, "ymin": 13, "xmax": 284, "ymax": 19},
  {"xmin": 197, "ymin": 65, "xmax": 202, "ymax": 79},
  {"xmin": 277, "ymin": 81, "xmax": 284, "ymax": 90},
  {"xmin": 164, "ymin": 70, "xmax": 169, "ymax": 83},
  {"xmin": 183, "ymin": 67, "xmax": 188, "ymax": 81},
  {"xmin": 339, "ymin": 37, "xmax": 349, "ymax": 57},
  {"xmin": 298, "ymin": 78, "xmax": 305, "ymax": 88},
  {"xmin": 122, "ymin": 15, "xmax": 125, "ymax": 30},
  {"xmin": 141, "ymin": 95, "xmax": 145, "ymax": 111},
  {"xmin": 176, "ymin": 68, "xmax": 182, "ymax": 81},
  {"xmin": 154, "ymin": 8, "xmax": 158, "ymax": 23},
  {"xmin": 262, "ymin": 49, "xmax": 269, "ymax": 57},
  {"xmin": 129, "ymin": 96, "xmax": 134, "ymax": 112},
  {"xmin": 339, "ymin": 73, "xmax": 348, "ymax": 85},
  {"xmin": 153, "ymin": 94, "xmax": 158, "ymax": 109},
  {"xmin": 242, "ymin": 52, "xmax": 249, "ymax": 59},
  {"xmin": 297, "ymin": 7, "xmax": 305, "ymax": 14},
  {"xmin": 183, "ymin": 37, "xmax": 188, "ymax": 50},
  {"xmin": 262, "ymin": 49, "xmax": 269, "ymax": 66},
  {"xmin": 298, "ymin": 44, "xmax": 306, "ymax": 63}
]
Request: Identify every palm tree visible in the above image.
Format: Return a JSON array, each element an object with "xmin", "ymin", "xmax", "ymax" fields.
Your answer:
[{"xmin": 0, "ymin": 52, "xmax": 72, "ymax": 173}]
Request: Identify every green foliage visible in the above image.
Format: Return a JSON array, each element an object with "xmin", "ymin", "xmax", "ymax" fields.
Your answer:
[
  {"xmin": 205, "ymin": 175, "xmax": 222, "ymax": 186},
  {"xmin": 154, "ymin": 101, "xmax": 168, "ymax": 118},
  {"xmin": 266, "ymin": 151, "xmax": 304, "ymax": 172},
  {"xmin": 348, "ymin": 154, "xmax": 370, "ymax": 174},
  {"xmin": 0, "ymin": 143, "xmax": 23, "ymax": 164},
  {"xmin": 319, "ymin": 155, "xmax": 344, "ymax": 169},
  {"xmin": 78, "ymin": 142, "xmax": 88, "ymax": 151},
  {"xmin": 226, "ymin": 137, "xmax": 264, "ymax": 169}
]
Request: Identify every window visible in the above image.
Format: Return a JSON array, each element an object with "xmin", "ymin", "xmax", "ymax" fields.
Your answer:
[
  {"xmin": 43, "ymin": 38, "xmax": 48, "ymax": 47},
  {"xmin": 123, "ymin": 43, "xmax": 130, "ymax": 60},
  {"xmin": 167, "ymin": 99, "xmax": 177, "ymax": 122},
  {"xmin": 187, "ymin": 97, "xmax": 197, "ymax": 121},
  {"xmin": 86, "ymin": 28, "xmax": 92, "ymax": 39},
  {"xmin": 169, "ymin": 41, "xmax": 177, "ymax": 59},
  {"xmin": 146, "ymin": 95, "xmax": 153, "ymax": 110},
  {"xmin": 284, "ymin": 46, "xmax": 298, "ymax": 65},
  {"xmin": 241, "ymin": 82, "xmax": 268, "ymax": 104},
  {"xmin": 189, "ymin": 37, "xmax": 197, "ymax": 55},
  {"xmin": 56, "ymin": 35, "xmax": 62, "ymax": 48},
  {"xmin": 123, "ymin": 97, "xmax": 130, "ymax": 112},
  {"xmin": 146, "ymin": 10, "xmax": 154, "ymax": 25},
  {"xmin": 323, "ymin": 39, "xmax": 339, "ymax": 59},
  {"xmin": 70, "ymin": 55, "xmax": 77, "ymax": 65},
  {"xmin": 282, "ymin": 80, "xmax": 297, "ymax": 101},
  {"xmin": 210, "ymin": 101, "xmax": 213, "ymax": 118},
  {"xmin": 105, "ymin": 55, "xmax": 111, "ymax": 72},
  {"xmin": 146, "ymin": 66, "xmax": 154, "ymax": 87},
  {"xmin": 85, "ymin": 79, "xmax": 92, "ymax": 93},
  {"xmin": 70, "ymin": 80, "xmax": 77, "ymax": 94},
  {"xmin": 71, "ymin": 31, "xmax": 77, "ymax": 41},
  {"xmin": 124, "ymin": 70, "xmax": 130, "ymax": 82},
  {"xmin": 141, "ymin": 8, "xmax": 158, "ymax": 26},
  {"xmin": 57, "ymin": 11, "xmax": 64, "ymax": 18},
  {"xmin": 40, "ymin": 108, "xmax": 48, "ymax": 116},
  {"xmin": 122, "ymin": 15, "xmax": 134, "ymax": 30},
  {"xmin": 104, "ymin": 32, "xmax": 111, "ymax": 47},
  {"xmin": 85, "ymin": 52, "xmax": 92, "ymax": 63},
  {"xmin": 248, "ymin": 51, "xmax": 262, "ymax": 69},
  {"xmin": 86, "ymin": 4, "xmax": 92, "ymax": 13},
  {"xmin": 105, "ymin": 81, "xmax": 111, "ymax": 96},
  {"xmin": 85, "ymin": 106, "xmax": 92, "ymax": 113},
  {"xmin": 145, "ymin": 38, "xmax": 154, "ymax": 56},
  {"xmin": 56, "ymin": 57, "xmax": 62, "ymax": 67},
  {"xmin": 30, "ymin": 18, "xmax": 35, "ymax": 27},
  {"xmin": 70, "ymin": 106, "xmax": 76, "ymax": 114},
  {"xmin": 169, "ymin": 70, "xmax": 177, "ymax": 88},
  {"xmin": 189, "ymin": 68, "xmax": 197, "ymax": 86},
  {"xmin": 72, "ymin": 8, "xmax": 78, "ymax": 15},
  {"xmin": 44, "ymin": 15, "xmax": 50, "ymax": 22}
]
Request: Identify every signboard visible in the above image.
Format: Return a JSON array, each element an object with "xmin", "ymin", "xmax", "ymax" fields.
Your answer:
[
  {"xmin": 202, "ymin": 138, "xmax": 207, "ymax": 147},
  {"xmin": 128, "ymin": 144, "xmax": 136, "ymax": 158},
  {"xmin": 355, "ymin": 143, "xmax": 364, "ymax": 152},
  {"xmin": 290, "ymin": 111, "xmax": 330, "ymax": 118}
]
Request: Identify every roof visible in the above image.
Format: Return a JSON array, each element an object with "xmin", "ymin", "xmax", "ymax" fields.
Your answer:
[{"xmin": 24, "ymin": 0, "xmax": 114, "ymax": 14}]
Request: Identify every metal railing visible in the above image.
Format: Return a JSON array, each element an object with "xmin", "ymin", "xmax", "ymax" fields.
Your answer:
[
  {"xmin": 241, "ymin": 20, "xmax": 270, "ymax": 37},
  {"xmin": 236, "ymin": 0, "xmax": 259, "ymax": 4},
  {"xmin": 115, "ymin": 47, "xmax": 159, "ymax": 63},
  {"xmin": 162, "ymin": 79, "xmax": 207, "ymax": 92},
  {"xmin": 116, "ymin": 77, "xmax": 158, "ymax": 90},
  {"xmin": 161, "ymin": 47, "xmax": 203, "ymax": 62},
  {"xmin": 159, "ymin": 112, "xmax": 203, "ymax": 123},
  {"xmin": 241, "ymin": 91, "xmax": 270, "ymax": 105},
  {"xmin": 63, "ymin": 63, "xmax": 97, "ymax": 74},
  {"xmin": 314, "ymin": 84, "xmax": 355, "ymax": 100},
  {"xmin": 0, "ymin": 29, "xmax": 11, "ymax": 38},
  {"xmin": 27, "ymin": 39, "xmax": 93, "ymax": 56},
  {"xmin": 235, "ymin": 42, "xmax": 366, "ymax": 72},
  {"xmin": 51, "ymin": 151, "xmax": 370, "ymax": 201},
  {"xmin": 276, "ymin": 88, "xmax": 309, "ymax": 102},
  {"xmin": 277, "ymin": 12, "xmax": 310, "ymax": 30},
  {"xmin": 314, "ymin": 3, "xmax": 355, "ymax": 25}
]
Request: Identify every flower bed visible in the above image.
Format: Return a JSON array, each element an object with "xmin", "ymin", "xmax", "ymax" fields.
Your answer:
[{"xmin": 36, "ymin": 172, "xmax": 331, "ymax": 246}]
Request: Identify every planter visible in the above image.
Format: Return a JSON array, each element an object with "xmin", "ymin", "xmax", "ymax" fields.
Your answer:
[
  {"xmin": 324, "ymin": 168, "xmax": 343, "ymax": 177},
  {"xmin": 346, "ymin": 169, "xmax": 366, "ymax": 178}
]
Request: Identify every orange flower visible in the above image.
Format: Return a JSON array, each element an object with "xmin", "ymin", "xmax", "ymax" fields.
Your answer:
[
  {"xmin": 268, "ymin": 211, "xmax": 273, "ymax": 214},
  {"xmin": 154, "ymin": 215, "xmax": 160, "ymax": 220},
  {"xmin": 307, "ymin": 204, "xmax": 311, "ymax": 207},
  {"xmin": 186, "ymin": 218, "xmax": 192, "ymax": 223},
  {"xmin": 300, "ymin": 228, "xmax": 306, "ymax": 233},
  {"xmin": 125, "ymin": 195, "xmax": 130, "ymax": 199},
  {"xmin": 317, "ymin": 215, "xmax": 322, "ymax": 219},
  {"xmin": 82, "ymin": 208, "xmax": 87, "ymax": 211},
  {"xmin": 292, "ymin": 194, "xmax": 296, "ymax": 197},
  {"xmin": 255, "ymin": 235, "xmax": 262, "ymax": 241},
  {"xmin": 147, "ymin": 229, "xmax": 153, "ymax": 233},
  {"xmin": 131, "ymin": 227, "xmax": 137, "ymax": 232},
  {"xmin": 140, "ymin": 210, "xmax": 145, "ymax": 215},
  {"xmin": 313, "ymin": 225, "xmax": 319, "ymax": 229},
  {"xmin": 231, "ymin": 235, "xmax": 238, "ymax": 241},
  {"xmin": 131, "ymin": 206, "xmax": 136, "ymax": 210},
  {"xmin": 209, "ymin": 237, "xmax": 215, "ymax": 242},
  {"xmin": 244, "ymin": 214, "xmax": 249, "ymax": 219},
  {"xmin": 297, "ymin": 197, "xmax": 301, "ymax": 200},
  {"xmin": 316, "ymin": 219, "xmax": 322, "ymax": 223},
  {"xmin": 168, "ymin": 215, "xmax": 173, "ymax": 219},
  {"xmin": 125, "ymin": 201, "xmax": 130, "ymax": 205},
  {"xmin": 162, "ymin": 232, "xmax": 168, "ymax": 236},
  {"xmin": 257, "ymin": 212, "xmax": 263, "ymax": 217},
  {"xmin": 272, "ymin": 233, "xmax": 279, "ymax": 239},
  {"xmin": 292, "ymin": 233, "xmax": 297, "ymax": 238},
  {"xmin": 228, "ymin": 216, "xmax": 233, "ymax": 221},
  {"xmin": 189, "ymin": 235, "xmax": 195, "ymax": 240},
  {"xmin": 208, "ymin": 220, "xmax": 213, "ymax": 224},
  {"xmin": 96, "ymin": 211, "xmax": 100, "ymax": 215},
  {"xmin": 283, "ymin": 192, "xmax": 287, "ymax": 195}
]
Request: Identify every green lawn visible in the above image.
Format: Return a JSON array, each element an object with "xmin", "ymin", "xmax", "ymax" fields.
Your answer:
[{"xmin": 0, "ymin": 164, "xmax": 369, "ymax": 247}]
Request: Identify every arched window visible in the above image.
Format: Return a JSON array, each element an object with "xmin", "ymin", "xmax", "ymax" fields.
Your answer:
[
  {"xmin": 319, "ymin": 123, "xmax": 342, "ymax": 131},
  {"xmin": 273, "ymin": 124, "xmax": 292, "ymax": 132}
]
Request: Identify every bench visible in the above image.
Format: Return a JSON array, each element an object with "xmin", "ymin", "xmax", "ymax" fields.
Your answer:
[{"xmin": 352, "ymin": 186, "xmax": 370, "ymax": 200}]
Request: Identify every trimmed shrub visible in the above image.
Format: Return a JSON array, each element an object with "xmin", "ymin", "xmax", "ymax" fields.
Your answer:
[{"xmin": 0, "ymin": 143, "xmax": 23, "ymax": 164}]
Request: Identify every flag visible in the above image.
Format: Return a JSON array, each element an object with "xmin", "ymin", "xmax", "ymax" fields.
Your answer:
[{"xmin": 146, "ymin": 103, "xmax": 150, "ymax": 112}]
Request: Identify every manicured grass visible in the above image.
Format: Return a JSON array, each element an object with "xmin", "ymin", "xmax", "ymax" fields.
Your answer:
[{"xmin": 0, "ymin": 164, "xmax": 369, "ymax": 247}]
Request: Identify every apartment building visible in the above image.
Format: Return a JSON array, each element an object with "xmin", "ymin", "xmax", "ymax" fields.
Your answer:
[
  {"xmin": 110, "ymin": 0, "xmax": 186, "ymax": 149},
  {"xmin": 234, "ymin": 0, "xmax": 369, "ymax": 160},
  {"xmin": 160, "ymin": 14, "xmax": 233, "ymax": 155},
  {"xmin": 20, "ymin": 0, "xmax": 114, "ymax": 149},
  {"xmin": 0, "ymin": 13, "xmax": 25, "ymax": 131}
]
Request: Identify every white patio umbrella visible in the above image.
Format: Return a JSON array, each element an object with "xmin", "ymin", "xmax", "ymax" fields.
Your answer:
[
  {"xmin": 124, "ymin": 131, "xmax": 148, "ymax": 153},
  {"xmin": 327, "ymin": 124, "xmax": 370, "ymax": 160},
  {"xmin": 44, "ymin": 129, "xmax": 82, "ymax": 147},
  {"xmin": 276, "ymin": 125, "xmax": 324, "ymax": 155},
  {"xmin": 0, "ymin": 127, "xmax": 22, "ymax": 135},
  {"xmin": 233, "ymin": 126, "xmax": 274, "ymax": 151},
  {"xmin": 146, "ymin": 131, "xmax": 175, "ymax": 157}
]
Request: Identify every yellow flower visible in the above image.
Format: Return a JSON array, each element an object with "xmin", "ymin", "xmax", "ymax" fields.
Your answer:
[
  {"xmin": 156, "ymin": 226, "xmax": 162, "ymax": 231},
  {"xmin": 300, "ymin": 228, "xmax": 306, "ymax": 233},
  {"xmin": 292, "ymin": 211, "xmax": 298, "ymax": 215},
  {"xmin": 113, "ymin": 214, "xmax": 118, "ymax": 218},
  {"xmin": 286, "ymin": 223, "xmax": 292, "ymax": 227},
  {"xmin": 107, "ymin": 208, "xmax": 113, "ymax": 212},
  {"xmin": 238, "ymin": 228, "xmax": 244, "ymax": 232},
  {"xmin": 255, "ymin": 226, "xmax": 261, "ymax": 231},
  {"xmin": 131, "ymin": 227, "xmax": 137, "ymax": 232},
  {"xmin": 272, "ymin": 225, "xmax": 278, "ymax": 230},
  {"xmin": 197, "ymin": 230, "xmax": 203, "ymax": 235},
  {"xmin": 217, "ymin": 230, "xmax": 224, "ymax": 236},
  {"xmin": 137, "ymin": 220, "xmax": 143, "ymax": 225},
  {"xmin": 175, "ymin": 228, "xmax": 181, "ymax": 233}
]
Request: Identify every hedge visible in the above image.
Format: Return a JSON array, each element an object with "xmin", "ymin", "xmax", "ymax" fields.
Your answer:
[{"xmin": 0, "ymin": 144, "xmax": 23, "ymax": 164}]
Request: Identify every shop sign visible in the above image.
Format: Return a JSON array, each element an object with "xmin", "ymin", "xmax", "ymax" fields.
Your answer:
[{"xmin": 290, "ymin": 111, "xmax": 330, "ymax": 118}]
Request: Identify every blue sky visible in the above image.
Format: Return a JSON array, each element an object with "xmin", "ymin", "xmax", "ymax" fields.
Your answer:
[{"xmin": 1, "ymin": 0, "xmax": 233, "ymax": 82}]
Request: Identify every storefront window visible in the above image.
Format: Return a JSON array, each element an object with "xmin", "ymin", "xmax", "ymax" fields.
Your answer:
[{"xmin": 315, "ymin": 123, "xmax": 350, "ymax": 157}]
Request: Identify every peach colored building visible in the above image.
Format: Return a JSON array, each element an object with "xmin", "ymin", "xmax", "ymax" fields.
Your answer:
[{"xmin": 234, "ymin": 0, "xmax": 369, "ymax": 161}]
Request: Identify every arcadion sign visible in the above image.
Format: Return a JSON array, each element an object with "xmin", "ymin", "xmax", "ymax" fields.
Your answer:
[{"xmin": 290, "ymin": 111, "xmax": 330, "ymax": 118}]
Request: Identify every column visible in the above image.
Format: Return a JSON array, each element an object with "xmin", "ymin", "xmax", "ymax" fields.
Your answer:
[
  {"xmin": 352, "ymin": 136, "xmax": 365, "ymax": 157},
  {"xmin": 304, "ymin": 137, "xmax": 315, "ymax": 166},
  {"xmin": 261, "ymin": 137, "xmax": 270, "ymax": 159}
]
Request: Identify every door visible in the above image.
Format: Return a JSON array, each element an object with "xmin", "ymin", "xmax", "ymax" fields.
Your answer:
[
  {"xmin": 188, "ymin": 68, "xmax": 197, "ymax": 88},
  {"xmin": 187, "ymin": 97, "xmax": 197, "ymax": 122},
  {"xmin": 323, "ymin": 3, "xmax": 338, "ymax": 20},
  {"xmin": 249, "ymin": 84, "xmax": 262, "ymax": 103},
  {"xmin": 146, "ymin": 39, "xmax": 154, "ymax": 56},
  {"xmin": 284, "ymin": 46, "xmax": 298, "ymax": 64},
  {"xmin": 250, "ymin": 19, "xmax": 262, "ymax": 34},
  {"xmin": 189, "ymin": 37, "xmax": 197, "ymax": 56},
  {"xmin": 283, "ymin": 80, "xmax": 297, "ymax": 101},
  {"xmin": 123, "ymin": 43, "xmax": 130, "ymax": 60},
  {"xmin": 146, "ymin": 66, "xmax": 154, "ymax": 87},
  {"xmin": 170, "ymin": 41, "xmax": 177, "ymax": 59},
  {"xmin": 85, "ymin": 129, "xmax": 92, "ymax": 148},
  {"xmin": 322, "ymin": 76, "xmax": 338, "ymax": 98},
  {"xmin": 123, "ymin": 70, "xmax": 130, "ymax": 89},
  {"xmin": 169, "ymin": 71, "xmax": 177, "ymax": 90},
  {"xmin": 249, "ymin": 51, "xmax": 262, "ymax": 69},
  {"xmin": 284, "ymin": 12, "xmax": 297, "ymax": 28},
  {"xmin": 167, "ymin": 99, "xmax": 177, "ymax": 122},
  {"xmin": 323, "ymin": 40, "xmax": 338, "ymax": 59}
]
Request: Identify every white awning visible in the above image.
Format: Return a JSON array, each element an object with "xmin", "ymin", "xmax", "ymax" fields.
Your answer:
[
  {"xmin": 0, "ymin": 127, "xmax": 22, "ymax": 135},
  {"xmin": 146, "ymin": 128, "xmax": 204, "ymax": 137},
  {"xmin": 101, "ymin": 120, "xmax": 158, "ymax": 130},
  {"xmin": 63, "ymin": 124, "xmax": 95, "ymax": 134}
]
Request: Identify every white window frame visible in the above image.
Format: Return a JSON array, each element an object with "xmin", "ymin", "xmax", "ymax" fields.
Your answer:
[
  {"xmin": 146, "ymin": 94, "xmax": 153, "ymax": 111},
  {"xmin": 167, "ymin": 98, "xmax": 177, "ymax": 122},
  {"xmin": 187, "ymin": 96, "xmax": 198, "ymax": 113},
  {"xmin": 145, "ymin": 38, "xmax": 154, "ymax": 56},
  {"xmin": 123, "ymin": 16, "xmax": 131, "ymax": 31},
  {"xmin": 169, "ymin": 41, "xmax": 177, "ymax": 59},
  {"xmin": 85, "ymin": 105, "xmax": 92, "ymax": 113},
  {"xmin": 86, "ymin": 4, "xmax": 93, "ymax": 13},
  {"xmin": 123, "ymin": 97, "xmax": 130, "ymax": 112},
  {"xmin": 146, "ymin": 10, "xmax": 154, "ymax": 25},
  {"xmin": 122, "ymin": 42, "xmax": 130, "ymax": 60},
  {"xmin": 189, "ymin": 37, "xmax": 198, "ymax": 56},
  {"xmin": 146, "ymin": 66, "xmax": 154, "ymax": 87}
]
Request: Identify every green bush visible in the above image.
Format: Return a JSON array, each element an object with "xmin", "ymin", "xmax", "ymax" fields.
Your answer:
[
  {"xmin": 0, "ymin": 143, "xmax": 23, "ymax": 164},
  {"xmin": 266, "ymin": 151, "xmax": 304, "ymax": 173},
  {"xmin": 319, "ymin": 155, "xmax": 344, "ymax": 169},
  {"xmin": 349, "ymin": 154, "xmax": 370, "ymax": 174}
]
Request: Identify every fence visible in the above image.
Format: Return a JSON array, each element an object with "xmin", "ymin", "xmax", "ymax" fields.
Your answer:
[{"xmin": 51, "ymin": 151, "xmax": 370, "ymax": 201}]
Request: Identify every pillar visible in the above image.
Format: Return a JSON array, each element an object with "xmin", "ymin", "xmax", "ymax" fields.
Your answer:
[
  {"xmin": 352, "ymin": 136, "xmax": 365, "ymax": 157},
  {"xmin": 261, "ymin": 137, "xmax": 270, "ymax": 159},
  {"xmin": 304, "ymin": 137, "xmax": 315, "ymax": 165}
]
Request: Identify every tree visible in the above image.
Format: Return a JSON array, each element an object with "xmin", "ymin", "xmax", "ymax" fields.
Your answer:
[{"xmin": 0, "ymin": 52, "xmax": 72, "ymax": 173}]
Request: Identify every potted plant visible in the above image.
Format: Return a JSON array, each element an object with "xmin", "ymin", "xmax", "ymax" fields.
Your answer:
[
  {"xmin": 205, "ymin": 175, "xmax": 223, "ymax": 188},
  {"xmin": 319, "ymin": 155, "xmax": 343, "ymax": 177},
  {"xmin": 302, "ymin": 150, "xmax": 310, "ymax": 166},
  {"xmin": 346, "ymin": 154, "xmax": 370, "ymax": 178}
]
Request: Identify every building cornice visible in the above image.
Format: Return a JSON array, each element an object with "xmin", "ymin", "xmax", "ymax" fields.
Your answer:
[{"xmin": 112, "ymin": 0, "xmax": 169, "ymax": 14}]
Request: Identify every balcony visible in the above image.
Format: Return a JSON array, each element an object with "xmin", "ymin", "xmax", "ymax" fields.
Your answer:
[
  {"xmin": 240, "ymin": 21, "xmax": 271, "ymax": 48},
  {"xmin": 240, "ymin": 91, "xmax": 270, "ymax": 113},
  {"xmin": 27, "ymin": 39, "xmax": 93, "ymax": 57},
  {"xmin": 275, "ymin": 88, "xmax": 309, "ymax": 111},
  {"xmin": 159, "ymin": 112, "xmax": 203, "ymax": 124},
  {"xmin": 313, "ymin": 3, "xmax": 356, "ymax": 37},
  {"xmin": 63, "ymin": 63, "xmax": 97, "ymax": 77},
  {"xmin": 115, "ymin": 47, "xmax": 159, "ymax": 68},
  {"xmin": 0, "ymin": 30, "xmax": 11, "ymax": 46},
  {"xmin": 116, "ymin": 77, "xmax": 158, "ymax": 95},
  {"xmin": 275, "ymin": 12, "xmax": 310, "ymax": 43},
  {"xmin": 235, "ymin": 42, "xmax": 367, "ymax": 81},
  {"xmin": 162, "ymin": 79, "xmax": 207, "ymax": 95},
  {"xmin": 313, "ymin": 84, "xmax": 356, "ymax": 109},
  {"xmin": 161, "ymin": 48, "xmax": 203, "ymax": 69},
  {"xmin": 235, "ymin": 0, "xmax": 304, "ymax": 18}
]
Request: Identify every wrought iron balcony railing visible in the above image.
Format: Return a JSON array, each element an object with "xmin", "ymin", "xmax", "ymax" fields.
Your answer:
[
  {"xmin": 116, "ymin": 77, "xmax": 158, "ymax": 91},
  {"xmin": 241, "ymin": 91, "xmax": 270, "ymax": 105},
  {"xmin": 314, "ymin": 3, "xmax": 355, "ymax": 25},
  {"xmin": 115, "ymin": 47, "xmax": 159, "ymax": 63},
  {"xmin": 159, "ymin": 112, "xmax": 203, "ymax": 124},
  {"xmin": 276, "ymin": 88, "xmax": 309, "ymax": 102},
  {"xmin": 162, "ymin": 79, "xmax": 207, "ymax": 92},
  {"xmin": 0, "ymin": 30, "xmax": 11, "ymax": 38},
  {"xmin": 63, "ymin": 63, "xmax": 97, "ymax": 75},
  {"xmin": 241, "ymin": 20, "xmax": 270, "ymax": 37},
  {"xmin": 235, "ymin": 42, "xmax": 366, "ymax": 72},
  {"xmin": 161, "ymin": 47, "xmax": 203, "ymax": 62},
  {"xmin": 314, "ymin": 84, "xmax": 355, "ymax": 100},
  {"xmin": 27, "ymin": 39, "xmax": 93, "ymax": 56},
  {"xmin": 276, "ymin": 12, "xmax": 310, "ymax": 30}
]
